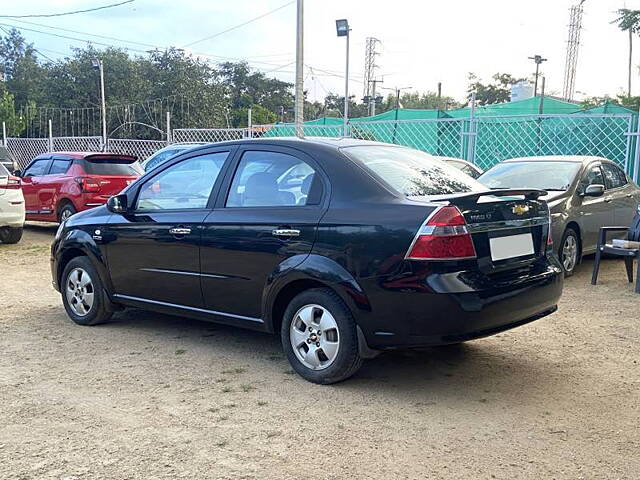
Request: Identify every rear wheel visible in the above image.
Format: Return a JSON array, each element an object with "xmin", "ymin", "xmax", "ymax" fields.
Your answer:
[
  {"xmin": 560, "ymin": 227, "xmax": 579, "ymax": 277},
  {"xmin": 58, "ymin": 203, "xmax": 76, "ymax": 223},
  {"xmin": 0, "ymin": 227, "xmax": 23, "ymax": 244},
  {"xmin": 281, "ymin": 288, "xmax": 363, "ymax": 384},
  {"xmin": 61, "ymin": 256, "xmax": 112, "ymax": 326}
]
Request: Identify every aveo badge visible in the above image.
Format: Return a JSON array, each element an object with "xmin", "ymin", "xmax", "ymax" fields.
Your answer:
[{"xmin": 512, "ymin": 204, "xmax": 530, "ymax": 216}]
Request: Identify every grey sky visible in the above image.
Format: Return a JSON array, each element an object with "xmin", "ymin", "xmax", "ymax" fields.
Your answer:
[{"xmin": 2, "ymin": 0, "xmax": 640, "ymax": 104}]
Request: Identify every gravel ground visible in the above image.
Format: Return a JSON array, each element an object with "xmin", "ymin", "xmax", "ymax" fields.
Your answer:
[{"xmin": 1, "ymin": 225, "xmax": 639, "ymax": 479}]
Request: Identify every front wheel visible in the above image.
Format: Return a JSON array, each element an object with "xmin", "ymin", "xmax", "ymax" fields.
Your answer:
[
  {"xmin": 281, "ymin": 288, "xmax": 363, "ymax": 384},
  {"xmin": 61, "ymin": 256, "xmax": 112, "ymax": 326},
  {"xmin": 560, "ymin": 227, "xmax": 580, "ymax": 277}
]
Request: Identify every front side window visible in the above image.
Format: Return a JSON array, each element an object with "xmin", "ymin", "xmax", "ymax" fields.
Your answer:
[
  {"xmin": 24, "ymin": 159, "xmax": 49, "ymax": 177},
  {"xmin": 601, "ymin": 163, "xmax": 627, "ymax": 189},
  {"xmin": 578, "ymin": 165, "xmax": 605, "ymax": 194},
  {"xmin": 136, "ymin": 152, "xmax": 228, "ymax": 211},
  {"xmin": 226, "ymin": 151, "xmax": 316, "ymax": 207},
  {"xmin": 342, "ymin": 146, "xmax": 483, "ymax": 196},
  {"xmin": 49, "ymin": 159, "xmax": 71, "ymax": 175}
]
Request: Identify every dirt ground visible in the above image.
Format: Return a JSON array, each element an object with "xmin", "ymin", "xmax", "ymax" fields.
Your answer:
[{"xmin": 0, "ymin": 225, "xmax": 638, "ymax": 479}]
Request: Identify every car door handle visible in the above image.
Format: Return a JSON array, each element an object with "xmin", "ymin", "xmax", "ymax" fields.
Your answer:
[
  {"xmin": 626, "ymin": 194, "xmax": 633, "ymax": 198},
  {"xmin": 604, "ymin": 197, "xmax": 613, "ymax": 203},
  {"xmin": 169, "ymin": 227, "xmax": 191, "ymax": 235},
  {"xmin": 272, "ymin": 228, "xmax": 300, "ymax": 237}
]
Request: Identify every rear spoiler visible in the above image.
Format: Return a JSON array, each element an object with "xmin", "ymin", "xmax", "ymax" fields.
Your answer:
[
  {"xmin": 429, "ymin": 188, "xmax": 548, "ymax": 203},
  {"xmin": 84, "ymin": 153, "xmax": 138, "ymax": 163}
]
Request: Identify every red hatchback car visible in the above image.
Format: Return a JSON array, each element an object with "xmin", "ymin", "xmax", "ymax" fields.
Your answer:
[{"xmin": 17, "ymin": 152, "xmax": 141, "ymax": 222}]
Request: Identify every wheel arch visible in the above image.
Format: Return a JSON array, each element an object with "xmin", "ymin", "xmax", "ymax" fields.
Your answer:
[
  {"xmin": 263, "ymin": 254, "xmax": 371, "ymax": 334},
  {"xmin": 55, "ymin": 230, "xmax": 113, "ymax": 295}
]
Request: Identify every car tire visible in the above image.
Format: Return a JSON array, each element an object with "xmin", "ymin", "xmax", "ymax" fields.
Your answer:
[
  {"xmin": 61, "ymin": 256, "xmax": 113, "ymax": 326},
  {"xmin": 58, "ymin": 203, "xmax": 77, "ymax": 223},
  {"xmin": 0, "ymin": 227, "xmax": 23, "ymax": 244},
  {"xmin": 281, "ymin": 288, "xmax": 363, "ymax": 384},
  {"xmin": 560, "ymin": 227, "xmax": 580, "ymax": 277}
]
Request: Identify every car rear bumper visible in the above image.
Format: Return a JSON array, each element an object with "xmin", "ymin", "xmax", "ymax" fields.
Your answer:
[
  {"xmin": 358, "ymin": 260, "xmax": 564, "ymax": 349},
  {"xmin": 0, "ymin": 194, "xmax": 26, "ymax": 228}
]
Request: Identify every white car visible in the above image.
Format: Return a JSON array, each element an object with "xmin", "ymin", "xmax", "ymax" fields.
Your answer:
[{"xmin": 0, "ymin": 163, "xmax": 25, "ymax": 244}]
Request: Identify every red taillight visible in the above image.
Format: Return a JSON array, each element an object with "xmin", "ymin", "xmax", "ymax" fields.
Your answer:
[
  {"xmin": 0, "ymin": 175, "xmax": 21, "ymax": 190},
  {"xmin": 75, "ymin": 176, "xmax": 101, "ymax": 193},
  {"xmin": 406, "ymin": 206, "xmax": 477, "ymax": 260}
]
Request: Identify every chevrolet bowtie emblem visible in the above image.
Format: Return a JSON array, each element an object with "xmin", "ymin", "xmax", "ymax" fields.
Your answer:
[{"xmin": 512, "ymin": 204, "xmax": 530, "ymax": 215}]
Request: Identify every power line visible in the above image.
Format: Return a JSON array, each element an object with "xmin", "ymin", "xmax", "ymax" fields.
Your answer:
[
  {"xmin": 0, "ymin": 24, "xmax": 55, "ymax": 62},
  {"xmin": 182, "ymin": 0, "xmax": 295, "ymax": 48},
  {"xmin": 0, "ymin": 0, "xmax": 135, "ymax": 18}
]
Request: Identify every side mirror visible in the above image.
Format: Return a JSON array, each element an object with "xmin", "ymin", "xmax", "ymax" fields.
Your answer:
[
  {"xmin": 584, "ymin": 184, "xmax": 605, "ymax": 197},
  {"xmin": 13, "ymin": 169, "xmax": 22, "ymax": 177},
  {"xmin": 107, "ymin": 194, "xmax": 129, "ymax": 214}
]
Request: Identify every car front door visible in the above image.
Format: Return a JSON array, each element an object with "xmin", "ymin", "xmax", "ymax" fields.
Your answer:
[
  {"xmin": 38, "ymin": 156, "xmax": 73, "ymax": 217},
  {"xmin": 577, "ymin": 163, "xmax": 611, "ymax": 251},
  {"xmin": 105, "ymin": 149, "xmax": 232, "ymax": 307},
  {"xmin": 601, "ymin": 162, "xmax": 638, "ymax": 226},
  {"xmin": 200, "ymin": 147, "xmax": 327, "ymax": 321},
  {"xmin": 20, "ymin": 157, "xmax": 52, "ymax": 215}
]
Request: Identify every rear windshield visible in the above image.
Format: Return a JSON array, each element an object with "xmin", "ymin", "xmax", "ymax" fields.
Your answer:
[
  {"xmin": 341, "ymin": 145, "xmax": 484, "ymax": 196},
  {"xmin": 479, "ymin": 161, "xmax": 581, "ymax": 191},
  {"xmin": 82, "ymin": 157, "xmax": 141, "ymax": 176}
]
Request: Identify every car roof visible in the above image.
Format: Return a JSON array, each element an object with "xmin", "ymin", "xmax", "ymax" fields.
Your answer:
[
  {"xmin": 501, "ymin": 155, "xmax": 610, "ymax": 165},
  {"xmin": 42, "ymin": 151, "xmax": 136, "ymax": 159},
  {"xmin": 180, "ymin": 137, "xmax": 412, "ymax": 152}
]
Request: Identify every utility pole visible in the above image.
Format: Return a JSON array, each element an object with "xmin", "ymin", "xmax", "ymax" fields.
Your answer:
[
  {"xmin": 366, "ymin": 78, "xmax": 383, "ymax": 116},
  {"xmin": 294, "ymin": 0, "xmax": 304, "ymax": 138},
  {"xmin": 562, "ymin": 0, "xmax": 586, "ymax": 101},
  {"xmin": 528, "ymin": 54, "xmax": 547, "ymax": 97},
  {"xmin": 363, "ymin": 37, "xmax": 380, "ymax": 99},
  {"xmin": 437, "ymin": 82, "xmax": 442, "ymax": 110}
]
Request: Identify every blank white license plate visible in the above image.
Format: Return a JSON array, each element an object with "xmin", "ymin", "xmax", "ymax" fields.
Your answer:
[{"xmin": 489, "ymin": 233, "xmax": 535, "ymax": 261}]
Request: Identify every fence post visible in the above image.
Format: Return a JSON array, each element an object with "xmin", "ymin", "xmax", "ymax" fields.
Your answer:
[
  {"xmin": 166, "ymin": 111, "xmax": 171, "ymax": 144},
  {"xmin": 247, "ymin": 108, "xmax": 253, "ymax": 138},
  {"xmin": 48, "ymin": 119, "xmax": 53, "ymax": 152},
  {"xmin": 466, "ymin": 93, "xmax": 477, "ymax": 163},
  {"xmin": 2, "ymin": 121, "xmax": 6, "ymax": 147},
  {"xmin": 634, "ymin": 108, "xmax": 640, "ymax": 183}
]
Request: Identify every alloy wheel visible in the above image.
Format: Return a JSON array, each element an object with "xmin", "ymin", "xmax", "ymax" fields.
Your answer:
[
  {"xmin": 562, "ymin": 234, "xmax": 578, "ymax": 272},
  {"xmin": 289, "ymin": 304, "xmax": 340, "ymax": 370},
  {"xmin": 65, "ymin": 267, "xmax": 95, "ymax": 316},
  {"xmin": 60, "ymin": 209, "xmax": 73, "ymax": 222}
]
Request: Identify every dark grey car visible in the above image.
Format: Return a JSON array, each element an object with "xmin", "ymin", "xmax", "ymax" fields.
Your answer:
[{"xmin": 479, "ymin": 156, "xmax": 640, "ymax": 276}]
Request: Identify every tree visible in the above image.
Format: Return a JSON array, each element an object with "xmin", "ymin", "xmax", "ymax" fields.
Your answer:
[
  {"xmin": 612, "ymin": 9, "xmax": 640, "ymax": 97},
  {"xmin": 467, "ymin": 73, "xmax": 525, "ymax": 105},
  {"xmin": 0, "ymin": 90, "xmax": 34, "ymax": 136}
]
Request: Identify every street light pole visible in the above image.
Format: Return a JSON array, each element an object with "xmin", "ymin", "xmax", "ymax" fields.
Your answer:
[
  {"xmin": 294, "ymin": 0, "xmax": 304, "ymax": 138},
  {"xmin": 336, "ymin": 19, "xmax": 350, "ymax": 137},
  {"xmin": 528, "ymin": 54, "xmax": 547, "ymax": 97}
]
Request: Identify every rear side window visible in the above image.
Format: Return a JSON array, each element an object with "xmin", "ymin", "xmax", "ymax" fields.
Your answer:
[
  {"xmin": 601, "ymin": 163, "xmax": 627, "ymax": 189},
  {"xmin": 24, "ymin": 159, "xmax": 49, "ymax": 177},
  {"xmin": 49, "ymin": 159, "xmax": 71, "ymax": 175},
  {"xmin": 82, "ymin": 157, "xmax": 139, "ymax": 175},
  {"xmin": 342, "ymin": 145, "xmax": 483, "ymax": 196},
  {"xmin": 226, "ymin": 151, "xmax": 317, "ymax": 207}
]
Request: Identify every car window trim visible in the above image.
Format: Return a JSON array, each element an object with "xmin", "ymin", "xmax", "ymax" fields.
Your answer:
[
  {"xmin": 129, "ymin": 146, "xmax": 235, "ymax": 214},
  {"xmin": 601, "ymin": 162, "xmax": 627, "ymax": 191},
  {"xmin": 215, "ymin": 144, "xmax": 328, "ymax": 210},
  {"xmin": 48, "ymin": 156, "xmax": 72, "ymax": 176}
]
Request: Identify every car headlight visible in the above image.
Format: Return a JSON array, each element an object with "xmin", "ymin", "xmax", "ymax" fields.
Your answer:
[{"xmin": 55, "ymin": 221, "xmax": 66, "ymax": 241}]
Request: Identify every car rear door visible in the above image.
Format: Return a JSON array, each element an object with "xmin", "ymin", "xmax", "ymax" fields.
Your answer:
[
  {"xmin": 601, "ymin": 162, "xmax": 638, "ymax": 226},
  {"xmin": 20, "ymin": 157, "xmax": 51, "ymax": 215},
  {"xmin": 199, "ymin": 146, "xmax": 327, "ymax": 320},
  {"xmin": 36, "ymin": 156, "xmax": 72, "ymax": 216},
  {"xmin": 105, "ymin": 148, "xmax": 233, "ymax": 308}
]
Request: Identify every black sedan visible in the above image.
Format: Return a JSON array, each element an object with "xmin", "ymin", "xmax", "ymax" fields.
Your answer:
[{"xmin": 51, "ymin": 139, "xmax": 563, "ymax": 384}]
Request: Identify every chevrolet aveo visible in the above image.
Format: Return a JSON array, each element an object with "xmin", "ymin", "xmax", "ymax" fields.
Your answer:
[{"xmin": 52, "ymin": 138, "xmax": 564, "ymax": 384}]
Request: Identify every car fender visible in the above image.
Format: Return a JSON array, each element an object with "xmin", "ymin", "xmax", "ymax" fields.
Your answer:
[
  {"xmin": 261, "ymin": 253, "xmax": 371, "ymax": 332},
  {"xmin": 54, "ymin": 228, "xmax": 113, "ymax": 295}
]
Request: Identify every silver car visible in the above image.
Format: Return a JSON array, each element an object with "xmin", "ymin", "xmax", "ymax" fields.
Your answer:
[{"xmin": 479, "ymin": 156, "xmax": 640, "ymax": 276}]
